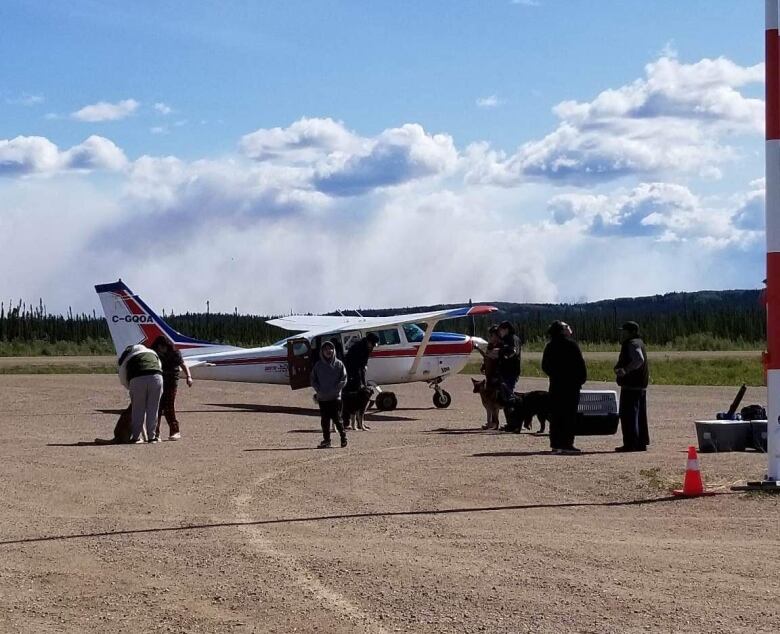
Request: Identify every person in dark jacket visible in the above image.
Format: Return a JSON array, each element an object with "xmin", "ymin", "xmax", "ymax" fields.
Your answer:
[
  {"xmin": 343, "ymin": 332, "xmax": 379, "ymax": 390},
  {"xmin": 118, "ymin": 344, "xmax": 163, "ymax": 443},
  {"xmin": 311, "ymin": 340, "xmax": 348, "ymax": 448},
  {"xmin": 151, "ymin": 336, "xmax": 193, "ymax": 441},
  {"xmin": 614, "ymin": 321, "xmax": 650, "ymax": 452},
  {"xmin": 541, "ymin": 321, "xmax": 587, "ymax": 454},
  {"xmin": 496, "ymin": 321, "xmax": 521, "ymax": 401}
]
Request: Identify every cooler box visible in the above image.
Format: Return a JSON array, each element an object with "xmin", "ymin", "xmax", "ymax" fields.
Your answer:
[
  {"xmin": 695, "ymin": 420, "xmax": 752, "ymax": 453},
  {"xmin": 576, "ymin": 390, "xmax": 619, "ymax": 436},
  {"xmin": 750, "ymin": 420, "xmax": 768, "ymax": 452}
]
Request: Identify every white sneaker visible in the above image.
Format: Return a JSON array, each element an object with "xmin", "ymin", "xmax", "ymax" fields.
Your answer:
[{"xmin": 169, "ymin": 432, "xmax": 181, "ymax": 441}]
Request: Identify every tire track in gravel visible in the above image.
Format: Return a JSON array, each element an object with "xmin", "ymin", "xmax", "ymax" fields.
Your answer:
[{"xmin": 233, "ymin": 451, "xmax": 390, "ymax": 633}]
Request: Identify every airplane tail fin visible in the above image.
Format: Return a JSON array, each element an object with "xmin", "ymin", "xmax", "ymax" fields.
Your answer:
[{"xmin": 94, "ymin": 280, "xmax": 240, "ymax": 358}]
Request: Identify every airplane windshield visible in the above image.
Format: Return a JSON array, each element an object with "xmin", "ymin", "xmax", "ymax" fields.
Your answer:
[{"xmin": 403, "ymin": 323, "xmax": 425, "ymax": 343}]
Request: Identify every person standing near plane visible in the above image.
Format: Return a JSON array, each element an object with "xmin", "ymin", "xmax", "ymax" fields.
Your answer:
[
  {"xmin": 311, "ymin": 340, "xmax": 348, "ymax": 448},
  {"xmin": 344, "ymin": 332, "xmax": 379, "ymax": 390},
  {"xmin": 497, "ymin": 321, "xmax": 521, "ymax": 401},
  {"xmin": 151, "ymin": 336, "xmax": 193, "ymax": 441},
  {"xmin": 614, "ymin": 321, "xmax": 650, "ymax": 452},
  {"xmin": 542, "ymin": 321, "xmax": 587, "ymax": 454},
  {"xmin": 118, "ymin": 343, "xmax": 163, "ymax": 443}
]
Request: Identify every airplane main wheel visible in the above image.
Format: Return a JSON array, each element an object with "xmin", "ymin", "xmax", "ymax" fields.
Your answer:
[
  {"xmin": 375, "ymin": 392, "xmax": 398, "ymax": 411},
  {"xmin": 433, "ymin": 390, "xmax": 452, "ymax": 409}
]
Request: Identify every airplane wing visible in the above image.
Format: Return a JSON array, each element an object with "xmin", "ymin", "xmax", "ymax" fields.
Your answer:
[
  {"xmin": 266, "ymin": 315, "xmax": 367, "ymax": 332},
  {"xmin": 267, "ymin": 305, "xmax": 498, "ymax": 337}
]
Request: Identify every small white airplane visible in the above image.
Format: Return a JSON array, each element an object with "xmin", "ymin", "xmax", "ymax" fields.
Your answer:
[{"xmin": 95, "ymin": 280, "xmax": 497, "ymax": 410}]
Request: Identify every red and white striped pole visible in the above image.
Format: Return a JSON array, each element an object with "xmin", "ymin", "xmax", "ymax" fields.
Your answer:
[{"xmin": 765, "ymin": 0, "xmax": 780, "ymax": 482}]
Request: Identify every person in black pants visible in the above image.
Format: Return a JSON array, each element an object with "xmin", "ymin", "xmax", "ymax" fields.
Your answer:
[
  {"xmin": 541, "ymin": 321, "xmax": 587, "ymax": 454},
  {"xmin": 343, "ymin": 332, "xmax": 379, "ymax": 391},
  {"xmin": 496, "ymin": 321, "xmax": 521, "ymax": 402},
  {"xmin": 614, "ymin": 321, "xmax": 650, "ymax": 452},
  {"xmin": 310, "ymin": 340, "xmax": 348, "ymax": 448}
]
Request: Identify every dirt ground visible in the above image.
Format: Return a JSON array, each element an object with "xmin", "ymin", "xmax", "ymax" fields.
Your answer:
[{"xmin": 1, "ymin": 374, "xmax": 778, "ymax": 634}]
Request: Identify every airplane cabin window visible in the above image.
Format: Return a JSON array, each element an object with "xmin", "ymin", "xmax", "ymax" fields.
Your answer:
[
  {"xmin": 403, "ymin": 323, "xmax": 425, "ymax": 343},
  {"xmin": 292, "ymin": 341, "xmax": 309, "ymax": 356},
  {"xmin": 368, "ymin": 328, "xmax": 401, "ymax": 346}
]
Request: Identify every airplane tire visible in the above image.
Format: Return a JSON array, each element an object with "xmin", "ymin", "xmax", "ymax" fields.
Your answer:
[
  {"xmin": 375, "ymin": 392, "xmax": 398, "ymax": 411},
  {"xmin": 432, "ymin": 390, "xmax": 452, "ymax": 409}
]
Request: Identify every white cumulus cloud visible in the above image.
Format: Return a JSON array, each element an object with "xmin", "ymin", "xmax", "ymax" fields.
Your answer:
[
  {"xmin": 154, "ymin": 102, "xmax": 173, "ymax": 115},
  {"xmin": 72, "ymin": 99, "xmax": 140, "ymax": 122},
  {"xmin": 476, "ymin": 95, "xmax": 503, "ymax": 108},
  {"xmin": 466, "ymin": 55, "xmax": 763, "ymax": 186},
  {"xmin": 0, "ymin": 135, "xmax": 127, "ymax": 176}
]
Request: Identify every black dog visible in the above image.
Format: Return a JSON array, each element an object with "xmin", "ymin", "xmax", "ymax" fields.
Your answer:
[
  {"xmin": 502, "ymin": 390, "xmax": 550, "ymax": 433},
  {"xmin": 342, "ymin": 386, "xmax": 373, "ymax": 430}
]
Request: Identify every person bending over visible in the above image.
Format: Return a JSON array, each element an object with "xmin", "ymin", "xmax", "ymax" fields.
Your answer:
[{"xmin": 118, "ymin": 343, "xmax": 163, "ymax": 443}]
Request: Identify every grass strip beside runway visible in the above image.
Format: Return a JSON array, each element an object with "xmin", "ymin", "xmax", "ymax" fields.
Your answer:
[{"xmin": 462, "ymin": 356, "xmax": 763, "ymax": 387}]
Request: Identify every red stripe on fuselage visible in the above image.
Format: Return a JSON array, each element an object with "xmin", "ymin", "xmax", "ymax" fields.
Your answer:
[{"xmin": 206, "ymin": 342, "xmax": 472, "ymax": 367}]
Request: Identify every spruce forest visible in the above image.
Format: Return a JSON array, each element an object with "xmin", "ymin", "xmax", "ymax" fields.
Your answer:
[{"xmin": 0, "ymin": 289, "xmax": 766, "ymax": 355}]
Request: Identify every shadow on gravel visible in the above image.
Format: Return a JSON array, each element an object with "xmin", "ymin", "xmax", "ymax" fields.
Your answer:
[
  {"xmin": 425, "ymin": 428, "xmax": 550, "ymax": 437},
  {"xmin": 96, "ymin": 408, "xmax": 221, "ymax": 415},
  {"xmin": 47, "ymin": 441, "xmax": 116, "ymax": 447},
  {"xmin": 208, "ymin": 403, "xmax": 416, "ymax": 423},
  {"xmin": 244, "ymin": 447, "xmax": 319, "ymax": 452},
  {"xmin": 424, "ymin": 427, "xmax": 502, "ymax": 434},
  {"xmin": 0, "ymin": 495, "xmax": 694, "ymax": 547},
  {"xmin": 472, "ymin": 450, "xmax": 616, "ymax": 457}
]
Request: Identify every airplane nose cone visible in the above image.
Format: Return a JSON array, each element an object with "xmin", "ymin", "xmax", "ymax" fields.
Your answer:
[{"xmin": 470, "ymin": 336, "xmax": 488, "ymax": 349}]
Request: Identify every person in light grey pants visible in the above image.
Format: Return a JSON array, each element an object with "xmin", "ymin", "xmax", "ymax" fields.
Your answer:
[
  {"xmin": 118, "ymin": 344, "xmax": 164, "ymax": 443},
  {"xmin": 129, "ymin": 374, "xmax": 164, "ymax": 441}
]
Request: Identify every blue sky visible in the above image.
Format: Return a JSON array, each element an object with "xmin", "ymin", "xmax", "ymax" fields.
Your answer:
[{"xmin": 0, "ymin": 0, "xmax": 770, "ymax": 313}]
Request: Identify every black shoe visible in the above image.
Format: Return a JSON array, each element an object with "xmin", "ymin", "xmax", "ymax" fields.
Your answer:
[
  {"xmin": 340, "ymin": 436, "xmax": 348, "ymax": 448},
  {"xmin": 317, "ymin": 440, "xmax": 331, "ymax": 449},
  {"xmin": 560, "ymin": 446, "xmax": 581, "ymax": 455},
  {"xmin": 615, "ymin": 445, "xmax": 645, "ymax": 452}
]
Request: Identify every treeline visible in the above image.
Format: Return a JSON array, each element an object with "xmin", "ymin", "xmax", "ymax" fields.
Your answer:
[
  {"xmin": 0, "ymin": 289, "xmax": 767, "ymax": 355},
  {"xmin": 441, "ymin": 290, "xmax": 766, "ymax": 347}
]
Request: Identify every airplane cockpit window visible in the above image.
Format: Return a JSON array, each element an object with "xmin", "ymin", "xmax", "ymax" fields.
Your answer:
[
  {"xmin": 368, "ymin": 328, "xmax": 401, "ymax": 346},
  {"xmin": 402, "ymin": 323, "xmax": 425, "ymax": 343}
]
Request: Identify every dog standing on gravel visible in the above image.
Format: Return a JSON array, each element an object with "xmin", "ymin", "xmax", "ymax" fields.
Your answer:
[
  {"xmin": 472, "ymin": 378, "xmax": 502, "ymax": 430},
  {"xmin": 502, "ymin": 391, "xmax": 550, "ymax": 433},
  {"xmin": 341, "ymin": 386, "xmax": 373, "ymax": 430}
]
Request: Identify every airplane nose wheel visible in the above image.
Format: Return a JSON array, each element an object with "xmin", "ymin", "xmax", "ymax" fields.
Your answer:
[
  {"xmin": 375, "ymin": 391, "xmax": 398, "ymax": 411},
  {"xmin": 432, "ymin": 387, "xmax": 452, "ymax": 409}
]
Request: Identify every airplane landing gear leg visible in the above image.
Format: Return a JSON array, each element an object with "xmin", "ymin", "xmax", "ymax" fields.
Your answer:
[{"xmin": 428, "ymin": 378, "xmax": 452, "ymax": 409}]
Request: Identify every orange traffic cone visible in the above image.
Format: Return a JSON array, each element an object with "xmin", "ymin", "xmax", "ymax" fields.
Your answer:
[{"xmin": 673, "ymin": 446, "xmax": 716, "ymax": 497}]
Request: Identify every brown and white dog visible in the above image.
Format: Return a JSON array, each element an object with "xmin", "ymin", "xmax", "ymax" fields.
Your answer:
[
  {"xmin": 342, "ymin": 386, "xmax": 373, "ymax": 430},
  {"xmin": 472, "ymin": 378, "xmax": 502, "ymax": 430}
]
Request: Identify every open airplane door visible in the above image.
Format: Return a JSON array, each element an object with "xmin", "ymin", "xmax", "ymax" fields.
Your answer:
[{"xmin": 286, "ymin": 337, "xmax": 313, "ymax": 390}]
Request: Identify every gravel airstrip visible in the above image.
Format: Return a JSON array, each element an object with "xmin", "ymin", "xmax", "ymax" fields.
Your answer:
[{"xmin": 1, "ymin": 373, "xmax": 778, "ymax": 633}]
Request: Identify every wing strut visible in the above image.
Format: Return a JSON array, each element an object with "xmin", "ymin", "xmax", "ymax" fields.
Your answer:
[{"xmin": 408, "ymin": 319, "xmax": 440, "ymax": 376}]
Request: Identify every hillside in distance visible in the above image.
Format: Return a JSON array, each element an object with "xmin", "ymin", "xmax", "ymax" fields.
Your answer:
[{"xmin": 342, "ymin": 289, "xmax": 765, "ymax": 345}]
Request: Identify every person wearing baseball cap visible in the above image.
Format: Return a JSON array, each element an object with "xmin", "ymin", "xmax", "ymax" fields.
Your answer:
[{"xmin": 614, "ymin": 321, "xmax": 650, "ymax": 452}]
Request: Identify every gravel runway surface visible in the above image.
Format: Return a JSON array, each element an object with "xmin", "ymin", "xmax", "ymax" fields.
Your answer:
[{"xmin": 0, "ymin": 374, "xmax": 778, "ymax": 633}]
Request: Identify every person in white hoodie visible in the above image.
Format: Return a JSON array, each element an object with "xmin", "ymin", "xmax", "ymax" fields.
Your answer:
[{"xmin": 118, "ymin": 343, "xmax": 163, "ymax": 443}]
